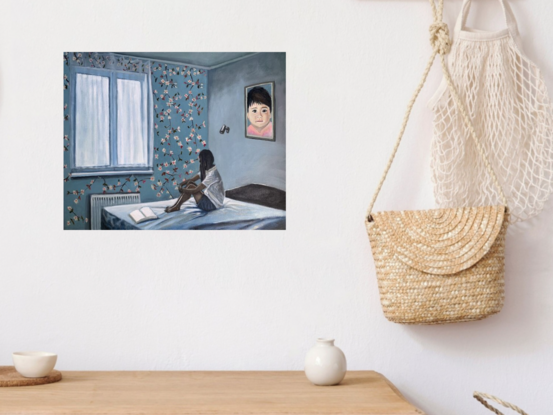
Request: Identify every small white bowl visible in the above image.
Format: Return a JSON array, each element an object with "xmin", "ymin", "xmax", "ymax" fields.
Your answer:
[{"xmin": 12, "ymin": 352, "xmax": 57, "ymax": 378}]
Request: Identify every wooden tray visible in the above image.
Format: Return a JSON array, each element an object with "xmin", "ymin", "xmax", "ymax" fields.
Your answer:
[{"xmin": 0, "ymin": 366, "xmax": 62, "ymax": 387}]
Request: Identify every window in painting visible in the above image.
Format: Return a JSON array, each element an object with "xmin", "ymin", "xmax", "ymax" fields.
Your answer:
[{"xmin": 71, "ymin": 67, "xmax": 153, "ymax": 177}]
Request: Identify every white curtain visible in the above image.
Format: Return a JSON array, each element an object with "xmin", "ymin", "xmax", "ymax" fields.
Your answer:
[
  {"xmin": 75, "ymin": 73, "xmax": 110, "ymax": 167},
  {"xmin": 117, "ymin": 79, "xmax": 147, "ymax": 166}
]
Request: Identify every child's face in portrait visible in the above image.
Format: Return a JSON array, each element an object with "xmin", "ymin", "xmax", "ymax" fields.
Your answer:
[{"xmin": 247, "ymin": 102, "xmax": 271, "ymax": 131}]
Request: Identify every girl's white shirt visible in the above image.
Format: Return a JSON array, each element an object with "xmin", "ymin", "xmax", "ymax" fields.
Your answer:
[{"xmin": 201, "ymin": 166, "xmax": 225, "ymax": 208}]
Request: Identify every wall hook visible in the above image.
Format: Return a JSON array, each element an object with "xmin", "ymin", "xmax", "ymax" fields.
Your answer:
[{"xmin": 219, "ymin": 124, "xmax": 230, "ymax": 134}]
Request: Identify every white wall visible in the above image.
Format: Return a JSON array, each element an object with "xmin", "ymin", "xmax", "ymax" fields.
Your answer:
[{"xmin": 1, "ymin": 1, "xmax": 552, "ymax": 414}]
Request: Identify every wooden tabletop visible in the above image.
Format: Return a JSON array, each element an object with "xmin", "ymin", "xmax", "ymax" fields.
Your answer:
[{"xmin": 0, "ymin": 371, "xmax": 424, "ymax": 415}]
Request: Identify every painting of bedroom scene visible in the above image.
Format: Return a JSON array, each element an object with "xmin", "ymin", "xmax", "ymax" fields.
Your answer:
[{"xmin": 63, "ymin": 52, "xmax": 286, "ymax": 230}]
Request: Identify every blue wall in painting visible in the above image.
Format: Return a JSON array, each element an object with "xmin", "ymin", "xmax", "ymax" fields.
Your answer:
[
  {"xmin": 208, "ymin": 53, "xmax": 286, "ymax": 191},
  {"xmin": 63, "ymin": 53, "xmax": 208, "ymax": 229}
]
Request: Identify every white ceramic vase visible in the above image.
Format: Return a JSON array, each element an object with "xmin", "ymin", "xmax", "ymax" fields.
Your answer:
[{"xmin": 304, "ymin": 338, "xmax": 347, "ymax": 386}]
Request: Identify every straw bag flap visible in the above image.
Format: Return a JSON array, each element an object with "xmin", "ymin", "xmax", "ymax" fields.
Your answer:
[{"xmin": 366, "ymin": 205, "xmax": 505, "ymax": 275}]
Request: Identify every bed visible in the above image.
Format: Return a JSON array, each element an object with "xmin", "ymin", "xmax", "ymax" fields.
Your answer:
[{"xmin": 101, "ymin": 196, "xmax": 286, "ymax": 230}]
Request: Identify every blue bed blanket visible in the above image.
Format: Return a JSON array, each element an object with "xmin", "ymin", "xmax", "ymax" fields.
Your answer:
[{"xmin": 102, "ymin": 197, "xmax": 286, "ymax": 230}]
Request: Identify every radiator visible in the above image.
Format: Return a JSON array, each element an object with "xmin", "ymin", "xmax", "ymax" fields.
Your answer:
[{"xmin": 90, "ymin": 193, "xmax": 141, "ymax": 230}]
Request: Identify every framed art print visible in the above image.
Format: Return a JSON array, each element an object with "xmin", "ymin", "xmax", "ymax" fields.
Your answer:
[
  {"xmin": 245, "ymin": 81, "xmax": 275, "ymax": 141},
  {"xmin": 64, "ymin": 53, "xmax": 286, "ymax": 230}
]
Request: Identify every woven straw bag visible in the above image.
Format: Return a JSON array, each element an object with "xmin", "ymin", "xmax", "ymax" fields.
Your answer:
[
  {"xmin": 365, "ymin": 0, "xmax": 509, "ymax": 324},
  {"xmin": 474, "ymin": 392, "xmax": 528, "ymax": 415}
]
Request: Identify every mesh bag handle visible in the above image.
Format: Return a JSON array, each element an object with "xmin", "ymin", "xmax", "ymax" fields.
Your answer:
[
  {"xmin": 366, "ymin": 0, "xmax": 508, "ymax": 222},
  {"xmin": 474, "ymin": 392, "xmax": 529, "ymax": 415},
  {"xmin": 454, "ymin": 0, "xmax": 519, "ymax": 37},
  {"xmin": 453, "ymin": 0, "xmax": 522, "ymax": 47}
]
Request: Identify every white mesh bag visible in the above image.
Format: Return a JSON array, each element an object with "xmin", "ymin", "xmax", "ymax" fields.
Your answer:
[{"xmin": 429, "ymin": 0, "xmax": 553, "ymax": 222}]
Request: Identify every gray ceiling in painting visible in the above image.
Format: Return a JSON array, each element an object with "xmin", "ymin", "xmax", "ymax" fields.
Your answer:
[{"xmin": 115, "ymin": 52, "xmax": 257, "ymax": 69}]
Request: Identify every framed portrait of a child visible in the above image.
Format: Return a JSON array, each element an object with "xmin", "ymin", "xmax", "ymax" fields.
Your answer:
[{"xmin": 245, "ymin": 82, "xmax": 275, "ymax": 141}]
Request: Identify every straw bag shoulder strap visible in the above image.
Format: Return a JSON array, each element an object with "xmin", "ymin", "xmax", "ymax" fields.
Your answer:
[
  {"xmin": 366, "ymin": 0, "xmax": 508, "ymax": 221},
  {"xmin": 474, "ymin": 392, "xmax": 529, "ymax": 415}
]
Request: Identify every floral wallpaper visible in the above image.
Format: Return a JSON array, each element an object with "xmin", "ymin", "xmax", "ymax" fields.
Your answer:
[{"xmin": 63, "ymin": 52, "xmax": 208, "ymax": 229}]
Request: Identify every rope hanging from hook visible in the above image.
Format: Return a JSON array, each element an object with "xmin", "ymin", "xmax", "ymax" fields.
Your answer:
[{"xmin": 366, "ymin": 0, "xmax": 507, "ymax": 221}]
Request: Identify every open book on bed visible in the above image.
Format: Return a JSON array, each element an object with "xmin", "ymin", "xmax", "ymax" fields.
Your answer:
[{"xmin": 129, "ymin": 207, "xmax": 158, "ymax": 224}]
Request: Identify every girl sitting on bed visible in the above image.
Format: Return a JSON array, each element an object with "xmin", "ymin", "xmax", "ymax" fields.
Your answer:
[{"xmin": 165, "ymin": 149, "xmax": 225, "ymax": 213}]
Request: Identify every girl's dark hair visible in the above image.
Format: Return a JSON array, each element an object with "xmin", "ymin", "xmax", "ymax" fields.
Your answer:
[
  {"xmin": 247, "ymin": 86, "xmax": 272, "ymax": 112},
  {"xmin": 199, "ymin": 149, "xmax": 215, "ymax": 181}
]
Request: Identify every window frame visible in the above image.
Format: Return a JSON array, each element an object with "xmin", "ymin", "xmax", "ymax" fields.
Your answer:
[{"xmin": 70, "ymin": 66, "xmax": 154, "ymax": 177}]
